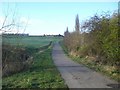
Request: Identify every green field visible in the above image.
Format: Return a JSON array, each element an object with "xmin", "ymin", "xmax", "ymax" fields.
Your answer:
[
  {"xmin": 2, "ymin": 36, "xmax": 63, "ymax": 48},
  {"xmin": 2, "ymin": 35, "xmax": 68, "ymax": 88}
]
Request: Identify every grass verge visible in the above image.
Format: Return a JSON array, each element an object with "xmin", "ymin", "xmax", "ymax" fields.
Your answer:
[
  {"xmin": 60, "ymin": 41, "xmax": 120, "ymax": 83},
  {"xmin": 2, "ymin": 45, "xmax": 67, "ymax": 88}
]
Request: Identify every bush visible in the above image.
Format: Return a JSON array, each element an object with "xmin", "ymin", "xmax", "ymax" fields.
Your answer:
[
  {"xmin": 63, "ymin": 11, "xmax": 119, "ymax": 66},
  {"xmin": 2, "ymin": 44, "xmax": 30, "ymax": 77}
]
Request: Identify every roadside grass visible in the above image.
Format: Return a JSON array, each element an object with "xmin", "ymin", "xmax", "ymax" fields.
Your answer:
[
  {"xmin": 71, "ymin": 56, "xmax": 120, "ymax": 82},
  {"xmin": 2, "ymin": 46, "xmax": 67, "ymax": 88},
  {"xmin": 60, "ymin": 41, "xmax": 120, "ymax": 83}
]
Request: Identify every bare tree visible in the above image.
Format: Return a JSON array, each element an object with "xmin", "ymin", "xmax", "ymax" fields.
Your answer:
[
  {"xmin": 0, "ymin": 3, "xmax": 17, "ymax": 33},
  {"xmin": 0, "ymin": 3, "xmax": 29, "ymax": 34}
]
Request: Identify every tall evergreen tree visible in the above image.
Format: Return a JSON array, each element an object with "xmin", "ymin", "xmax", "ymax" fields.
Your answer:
[
  {"xmin": 75, "ymin": 14, "xmax": 80, "ymax": 32},
  {"xmin": 64, "ymin": 27, "xmax": 69, "ymax": 36}
]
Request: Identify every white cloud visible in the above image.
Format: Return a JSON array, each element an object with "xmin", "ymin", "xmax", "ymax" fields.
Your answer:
[
  {"xmin": 0, "ymin": 16, "xmax": 4, "ymax": 27},
  {"xmin": 20, "ymin": 17, "xmax": 28, "ymax": 24}
]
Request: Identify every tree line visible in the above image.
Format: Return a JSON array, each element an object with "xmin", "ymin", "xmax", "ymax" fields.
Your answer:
[{"xmin": 63, "ymin": 11, "xmax": 119, "ymax": 67}]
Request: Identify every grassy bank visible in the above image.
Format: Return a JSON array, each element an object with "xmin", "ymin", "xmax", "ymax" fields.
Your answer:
[
  {"xmin": 2, "ymin": 41, "xmax": 52, "ymax": 77},
  {"xmin": 2, "ymin": 46, "xmax": 67, "ymax": 88},
  {"xmin": 60, "ymin": 41, "xmax": 120, "ymax": 83},
  {"xmin": 2, "ymin": 35, "xmax": 67, "ymax": 88},
  {"xmin": 2, "ymin": 35, "xmax": 63, "ymax": 76}
]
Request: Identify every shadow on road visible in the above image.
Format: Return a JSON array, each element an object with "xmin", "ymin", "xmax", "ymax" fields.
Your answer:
[{"xmin": 107, "ymin": 84, "xmax": 120, "ymax": 88}]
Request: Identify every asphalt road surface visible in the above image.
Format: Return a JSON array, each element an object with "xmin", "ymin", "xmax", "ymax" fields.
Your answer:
[{"xmin": 52, "ymin": 42, "xmax": 119, "ymax": 88}]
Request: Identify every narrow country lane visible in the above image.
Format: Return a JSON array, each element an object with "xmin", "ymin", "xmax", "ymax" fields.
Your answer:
[{"xmin": 52, "ymin": 42, "xmax": 119, "ymax": 88}]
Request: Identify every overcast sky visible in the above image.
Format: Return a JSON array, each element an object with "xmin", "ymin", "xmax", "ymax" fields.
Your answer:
[{"xmin": 0, "ymin": 1, "xmax": 118, "ymax": 35}]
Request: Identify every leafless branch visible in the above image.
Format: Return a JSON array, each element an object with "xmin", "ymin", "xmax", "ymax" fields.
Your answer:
[{"xmin": 0, "ymin": 24, "xmax": 15, "ymax": 31}]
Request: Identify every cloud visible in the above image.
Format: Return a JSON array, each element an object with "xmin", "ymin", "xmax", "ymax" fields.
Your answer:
[
  {"xmin": 0, "ymin": 16, "xmax": 4, "ymax": 27},
  {"xmin": 20, "ymin": 17, "xmax": 29, "ymax": 24}
]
